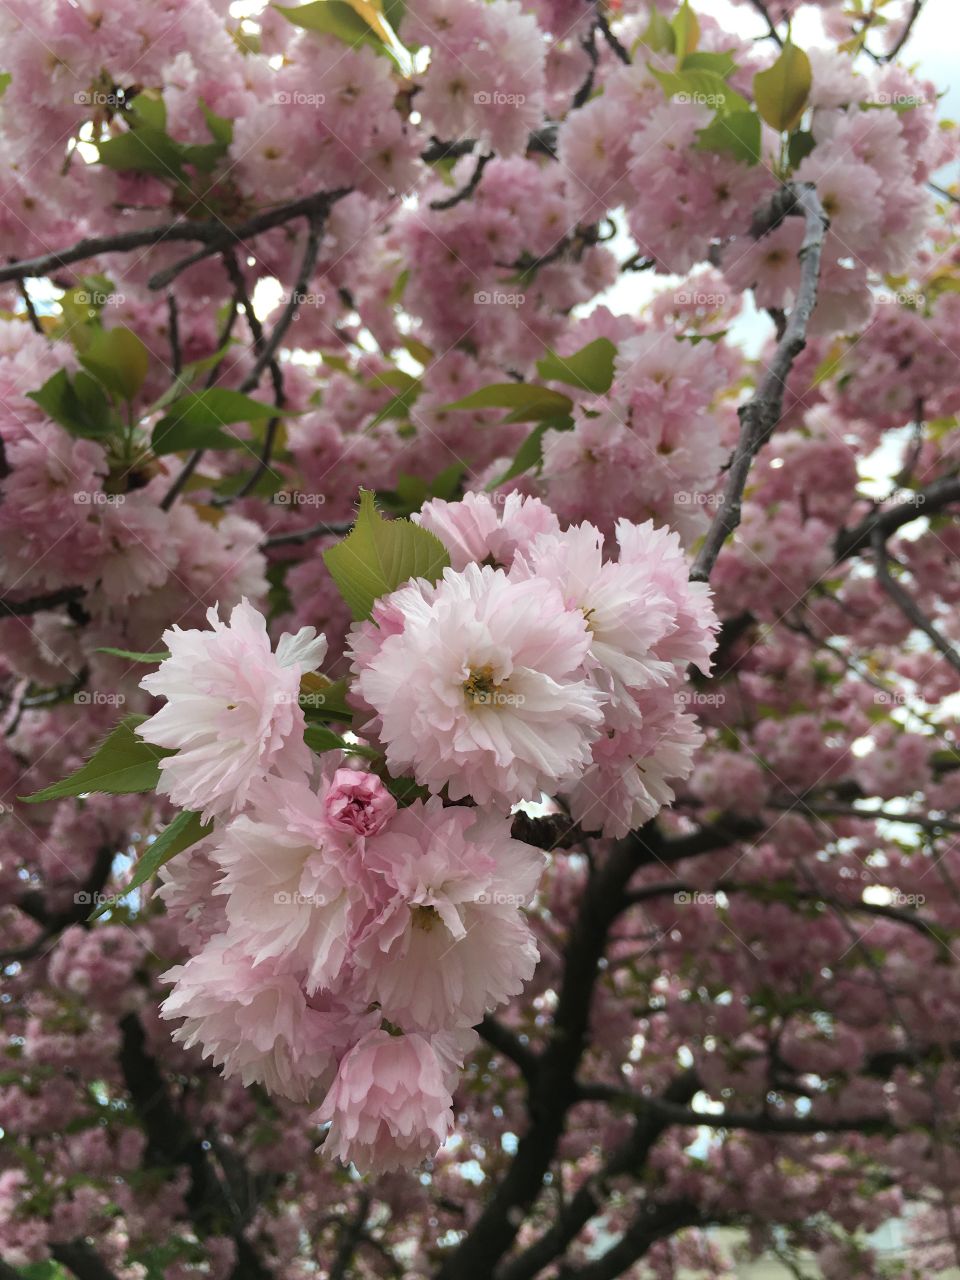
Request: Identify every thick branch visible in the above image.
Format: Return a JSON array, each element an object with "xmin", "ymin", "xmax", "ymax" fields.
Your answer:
[
  {"xmin": 0, "ymin": 585, "xmax": 86, "ymax": 618},
  {"xmin": 834, "ymin": 474, "xmax": 960, "ymax": 561},
  {"xmin": 50, "ymin": 1241, "xmax": 121, "ymax": 1280},
  {"xmin": 690, "ymin": 184, "xmax": 829, "ymax": 584},
  {"xmin": 0, "ymin": 189, "xmax": 350, "ymax": 287},
  {"xmin": 437, "ymin": 826, "xmax": 666, "ymax": 1280}
]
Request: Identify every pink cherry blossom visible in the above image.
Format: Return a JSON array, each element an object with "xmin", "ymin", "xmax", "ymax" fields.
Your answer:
[
  {"xmin": 352, "ymin": 564, "xmax": 604, "ymax": 807},
  {"xmin": 138, "ymin": 600, "xmax": 327, "ymax": 821}
]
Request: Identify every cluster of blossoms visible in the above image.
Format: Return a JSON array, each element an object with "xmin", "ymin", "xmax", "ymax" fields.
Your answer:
[{"xmin": 141, "ymin": 493, "xmax": 716, "ymax": 1172}]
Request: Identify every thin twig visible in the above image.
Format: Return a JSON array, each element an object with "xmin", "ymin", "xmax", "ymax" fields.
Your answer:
[
  {"xmin": 18, "ymin": 279, "xmax": 43, "ymax": 334},
  {"xmin": 871, "ymin": 529, "xmax": 960, "ymax": 675},
  {"xmin": 750, "ymin": 0, "xmax": 784, "ymax": 45},
  {"xmin": 430, "ymin": 151, "xmax": 494, "ymax": 211},
  {"xmin": 595, "ymin": 6, "xmax": 630, "ymax": 63},
  {"xmin": 262, "ymin": 520, "xmax": 355, "ymax": 549},
  {"xmin": 166, "ymin": 292, "xmax": 181, "ymax": 377},
  {"xmin": 690, "ymin": 184, "xmax": 829, "ymax": 583},
  {"xmin": 221, "ymin": 214, "xmax": 324, "ymax": 504}
]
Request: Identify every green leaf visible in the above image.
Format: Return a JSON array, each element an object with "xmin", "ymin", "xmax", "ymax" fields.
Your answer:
[
  {"xmin": 682, "ymin": 50, "xmax": 737, "ymax": 76},
  {"xmin": 95, "ymin": 647, "xmax": 169, "ymax": 663},
  {"xmin": 152, "ymin": 388, "xmax": 277, "ymax": 454},
  {"xmin": 0, "ymin": 73, "xmax": 11, "ymax": 98},
  {"xmin": 753, "ymin": 41, "xmax": 812, "ymax": 133},
  {"xmin": 536, "ymin": 337, "xmax": 616, "ymax": 394},
  {"xmin": 323, "ymin": 489, "xmax": 450, "ymax": 620},
  {"xmin": 787, "ymin": 128, "xmax": 816, "ymax": 168},
  {"xmin": 92, "ymin": 810, "xmax": 211, "ymax": 920},
  {"xmin": 672, "ymin": 0, "xmax": 699, "ymax": 60},
  {"xmin": 443, "ymin": 382, "xmax": 573, "ymax": 421},
  {"xmin": 79, "ymin": 326, "xmax": 150, "ymax": 401},
  {"xmin": 650, "ymin": 66, "xmax": 749, "ymax": 115},
  {"xmin": 27, "ymin": 368, "xmax": 115, "ymax": 440},
  {"xmin": 200, "ymin": 99, "xmax": 234, "ymax": 146},
  {"xmin": 98, "ymin": 126, "xmax": 187, "ymax": 183},
  {"xmin": 150, "ymin": 340, "xmax": 237, "ymax": 412},
  {"xmin": 486, "ymin": 414, "xmax": 574, "ymax": 489},
  {"xmin": 304, "ymin": 725, "xmax": 380, "ymax": 760},
  {"xmin": 127, "ymin": 91, "xmax": 167, "ymax": 131},
  {"xmin": 275, "ymin": 1, "xmax": 382, "ymax": 48},
  {"xmin": 638, "ymin": 7, "xmax": 675, "ymax": 53},
  {"xmin": 697, "ymin": 109, "xmax": 762, "ymax": 165},
  {"xmin": 382, "ymin": 0, "xmax": 405, "ymax": 31},
  {"xmin": 383, "ymin": 773, "xmax": 429, "ymax": 806},
  {"xmin": 369, "ymin": 379, "xmax": 422, "ymax": 428},
  {"xmin": 300, "ymin": 674, "xmax": 354, "ymax": 722},
  {"xmin": 22, "ymin": 715, "xmax": 173, "ymax": 804}
]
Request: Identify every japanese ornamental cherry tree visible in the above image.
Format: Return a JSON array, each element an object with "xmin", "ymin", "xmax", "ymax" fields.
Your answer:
[{"xmin": 2, "ymin": 0, "xmax": 960, "ymax": 1276}]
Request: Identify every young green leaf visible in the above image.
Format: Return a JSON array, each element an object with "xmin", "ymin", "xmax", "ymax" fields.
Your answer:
[
  {"xmin": 91, "ymin": 809, "xmax": 211, "ymax": 920},
  {"xmin": 22, "ymin": 715, "xmax": 173, "ymax": 804},
  {"xmin": 443, "ymin": 383, "xmax": 573, "ymax": 421},
  {"xmin": 27, "ymin": 369, "xmax": 115, "ymax": 440},
  {"xmin": 650, "ymin": 67, "xmax": 749, "ymax": 115},
  {"xmin": 275, "ymin": 1, "xmax": 384, "ymax": 49},
  {"xmin": 697, "ymin": 109, "xmax": 762, "ymax": 165},
  {"xmin": 638, "ymin": 6, "xmax": 675, "ymax": 54},
  {"xmin": 97, "ymin": 127, "xmax": 188, "ymax": 183},
  {"xmin": 323, "ymin": 489, "xmax": 450, "ymax": 620},
  {"xmin": 536, "ymin": 338, "xmax": 617, "ymax": 395},
  {"xmin": 753, "ymin": 41, "xmax": 812, "ymax": 133},
  {"xmin": 95, "ymin": 648, "xmax": 169, "ymax": 663},
  {"xmin": 672, "ymin": 0, "xmax": 699, "ymax": 61},
  {"xmin": 152, "ymin": 388, "xmax": 278, "ymax": 454},
  {"xmin": 79, "ymin": 326, "xmax": 150, "ymax": 401}
]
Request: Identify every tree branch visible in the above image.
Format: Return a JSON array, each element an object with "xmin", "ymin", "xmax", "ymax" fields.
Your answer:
[
  {"xmin": 430, "ymin": 151, "xmax": 494, "ymax": 211},
  {"xmin": 0, "ymin": 585, "xmax": 86, "ymax": 618},
  {"xmin": 0, "ymin": 189, "xmax": 350, "ymax": 288},
  {"xmin": 871, "ymin": 529, "xmax": 960, "ymax": 674},
  {"xmin": 834, "ymin": 474, "xmax": 960, "ymax": 561},
  {"xmin": 690, "ymin": 184, "xmax": 829, "ymax": 584},
  {"xmin": 50, "ymin": 1241, "xmax": 121, "ymax": 1280}
]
